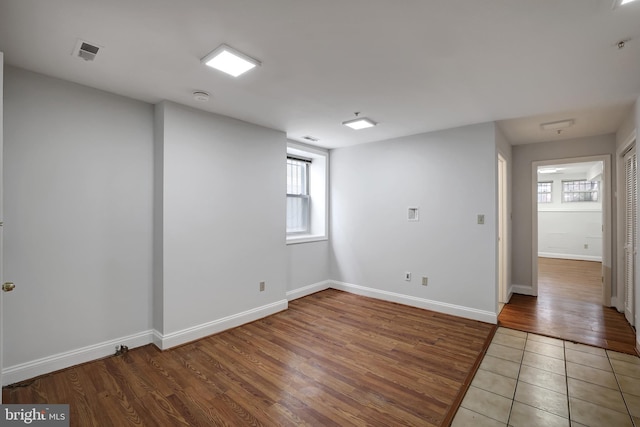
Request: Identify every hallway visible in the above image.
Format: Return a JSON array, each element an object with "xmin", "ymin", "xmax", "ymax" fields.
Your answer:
[{"xmin": 499, "ymin": 258, "xmax": 637, "ymax": 354}]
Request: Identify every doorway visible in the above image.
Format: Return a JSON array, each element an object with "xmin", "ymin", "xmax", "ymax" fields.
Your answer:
[
  {"xmin": 499, "ymin": 154, "xmax": 636, "ymax": 351},
  {"xmin": 535, "ymin": 159, "xmax": 605, "ymax": 304},
  {"xmin": 532, "ymin": 156, "xmax": 612, "ymax": 304}
]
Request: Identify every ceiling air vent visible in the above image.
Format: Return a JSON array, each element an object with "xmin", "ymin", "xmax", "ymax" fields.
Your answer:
[{"xmin": 73, "ymin": 39, "xmax": 101, "ymax": 62}]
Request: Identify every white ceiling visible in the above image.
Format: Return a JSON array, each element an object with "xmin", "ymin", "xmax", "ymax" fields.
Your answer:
[
  {"xmin": 0, "ymin": 0, "xmax": 638, "ymax": 149},
  {"xmin": 537, "ymin": 161, "xmax": 602, "ymax": 178}
]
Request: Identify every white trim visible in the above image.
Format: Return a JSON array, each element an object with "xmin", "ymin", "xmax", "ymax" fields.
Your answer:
[
  {"xmin": 505, "ymin": 286, "xmax": 514, "ymax": 303},
  {"xmin": 286, "ymin": 235, "xmax": 328, "ymax": 245},
  {"xmin": 538, "ymin": 253, "xmax": 602, "ymax": 262},
  {"xmin": 331, "ymin": 281, "xmax": 497, "ymax": 324},
  {"xmin": 286, "ymin": 280, "xmax": 331, "ymax": 301},
  {"xmin": 2, "ymin": 330, "xmax": 154, "ymax": 386},
  {"xmin": 155, "ymin": 299, "xmax": 288, "ymax": 350},
  {"xmin": 511, "ymin": 284, "xmax": 536, "ymax": 296}
]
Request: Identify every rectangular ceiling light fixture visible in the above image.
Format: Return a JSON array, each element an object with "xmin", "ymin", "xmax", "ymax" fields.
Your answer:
[
  {"xmin": 540, "ymin": 119, "xmax": 574, "ymax": 131},
  {"xmin": 201, "ymin": 44, "xmax": 260, "ymax": 77},
  {"xmin": 613, "ymin": 0, "xmax": 638, "ymax": 8},
  {"xmin": 342, "ymin": 117, "xmax": 377, "ymax": 130}
]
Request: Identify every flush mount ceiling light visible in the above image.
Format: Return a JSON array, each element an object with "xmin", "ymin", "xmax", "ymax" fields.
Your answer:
[
  {"xmin": 201, "ymin": 44, "xmax": 260, "ymax": 77},
  {"xmin": 539, "ymin": 167, "xmax": 565, "ymax": 174},
  {"xmin": 342, "ymin": 112, "xmax": 377, "ymax": 130},
  {"xmin": 612, "ymin": 0, "xmax": 638, "ymax": 8},
  {"xmin": 540, "ymin": 119, "xmax": 574, "ymax": 132}
]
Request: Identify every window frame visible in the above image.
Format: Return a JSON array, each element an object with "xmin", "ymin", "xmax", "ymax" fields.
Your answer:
[
  {"xmin": 561, "ymin": 179, "xmax": 600, "ymax": 203},
  {"xmin": 537, "ymin": 181, "xmax": 553, "ymax": 204},
  {"xmin": 286, "ymin": 156, "xmax": 311, "ymax": 235},
  {"xmin": 286, "ymin": 142, "xmax": 329, "ymax": 244}
]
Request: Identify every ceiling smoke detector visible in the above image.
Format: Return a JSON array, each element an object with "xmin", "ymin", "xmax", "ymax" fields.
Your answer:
[
  {"xmin": 73, "ymin": 39, "xmax": 101, "ymax": 62},
  {"xmin": 193, "ymin": 91, "xmax": 210, "ymax": 102}
]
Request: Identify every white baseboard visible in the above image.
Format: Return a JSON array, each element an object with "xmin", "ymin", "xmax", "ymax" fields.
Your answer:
[
  {"xmin": 155, "ymin": 299, "xmax": 288, "ymax": 350},
  {"xmin": 2, "ymin": 284, "xmax": 504, "ymax": 385},
  {"xmin": 511, "ymin": 284, "xmax": 536, "ymax": 296},
  {"xmin": 286, "ymin": 280, "xmax": 331, "ymax": 301},
  {"xmin": 331, "ymin": 281, "xmax": 497, "ymax": 324},
  {"xmin": 2, "ymin": 330, "xmax": 154, "ymax": 386},
  {"xmin": 502, "ymin": 287, "xmax": 514, "ymax": 304},
  {"xmin": 539, "ymin": 253, "xmax": 602, "ymax": 262}
]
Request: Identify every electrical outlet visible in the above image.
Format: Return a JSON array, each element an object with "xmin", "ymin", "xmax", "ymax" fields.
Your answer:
[
  {"xmin": 584, "ymin": 244, "xmax": 589, "ymax": 249},
  {"xmin": 259, "ymin": 281, "xmax": 265, "ymax": 292},
  {"xmin": 422, "ymin": 276, "xmax": 428, "ymax": 286},
  {"xmin": 404, "ymin": 272, "xmax": 411, "ymax": 281},
  {"xmin": 477, "ymin": 214, "xmax": 485, "ymax": 225}
]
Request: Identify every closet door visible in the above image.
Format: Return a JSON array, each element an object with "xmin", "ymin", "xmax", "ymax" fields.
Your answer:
[{"xmin": 624, "ymin": 145, "xmax": 637, "ymax": 326}]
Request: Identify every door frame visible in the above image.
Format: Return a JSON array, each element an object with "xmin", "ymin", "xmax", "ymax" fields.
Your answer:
[
  {"xmin": 498, "ymin": 154, "xmax": 509, "ymax": 304},
  {"xmin": 0, "ymin": 51, "xmax": 5, "ymax": 391},
  {"xmin": 531, "ymin": 155, "xmax": 612, "ymax": 304}
]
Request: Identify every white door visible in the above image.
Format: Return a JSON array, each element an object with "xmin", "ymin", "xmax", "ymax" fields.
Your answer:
[{"xmin": 624, "ymin": 145, "xmax": 637, "ymax": 326}]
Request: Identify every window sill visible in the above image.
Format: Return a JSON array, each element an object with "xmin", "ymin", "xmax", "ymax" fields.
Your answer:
[{"xmin": 286, "ymin": 234, "xmax": 328, "ymax": 245}]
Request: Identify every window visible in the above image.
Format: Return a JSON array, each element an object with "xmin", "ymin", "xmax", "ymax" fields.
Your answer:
[
  {"xmin": 537, "ymin": 181, "xmax": 552, "ymax": 203},
  {"xmin": 562, "ymin": 179, "xmax": 599, "ymax": 202},
  {"xmin": 286, "ymin": 156, "xmax": 310, "ymax": 233},
  {"xmin": 286, "ymin": 142, "xmax": 328, "ymax": 244}
]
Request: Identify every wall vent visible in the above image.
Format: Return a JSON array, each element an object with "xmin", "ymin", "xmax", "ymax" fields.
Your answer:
[{"xmin": 73, "ymin": 39, "xmax": 101, "ymax": 61}]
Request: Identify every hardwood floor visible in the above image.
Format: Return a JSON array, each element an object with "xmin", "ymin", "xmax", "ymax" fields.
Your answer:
[
  {"xmin": 499, "ymin": 258, "xmax": 637, "ymax": 354},
  {"xmin": 3, "ymin": 289, "xmax": 494, "ymax": 427}
]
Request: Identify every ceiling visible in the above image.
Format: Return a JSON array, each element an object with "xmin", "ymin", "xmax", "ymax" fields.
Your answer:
[
  {"xmin": 0, "ymin": 0, "xmax": 638, "ymax": 149},
  {"xmin": 536, "ymin": 161, "xmax": 602, "ymax": 178}
]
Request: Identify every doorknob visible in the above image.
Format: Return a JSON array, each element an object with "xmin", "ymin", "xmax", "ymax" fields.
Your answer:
[{"xmin": 2, "ymin": 282, "xmax": 15, "ymax": 292}]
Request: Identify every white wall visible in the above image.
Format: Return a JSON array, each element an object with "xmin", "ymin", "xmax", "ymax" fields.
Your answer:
[
  {"xmin": 286, "ymin": 241, "xmax": 331, "ymax": 298},
  {"xmin": 155, "ymin": 101, "xmax": 288, "ymax": 347},
  {"xmin": 538, "ymin": 173, "xmax": 603, "ymax": 261},
  {"xmin": 512, "ymin": 134, "xmax": 616, "ymax": 294},
  {"xmin": 2, "ymin": 67, "xmax": 154, "ymax": 381},
  {"xmin": 330, "ymin": 123, "xmax": 498, "ymax": 322}
]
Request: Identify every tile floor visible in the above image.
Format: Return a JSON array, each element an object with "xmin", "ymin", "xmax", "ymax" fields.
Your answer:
[{"xmin": 451, "ymin": 327, "xmax": 640, "ymax": 427}]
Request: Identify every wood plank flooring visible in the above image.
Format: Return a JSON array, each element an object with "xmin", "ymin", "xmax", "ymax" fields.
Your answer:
[
  {"xmin": 499, "ymin": 258, "xmax": 637, "ymax": 354},
  {"xmin": 3, "ymin": 289, "xmax": 494, "ymax": 427}
]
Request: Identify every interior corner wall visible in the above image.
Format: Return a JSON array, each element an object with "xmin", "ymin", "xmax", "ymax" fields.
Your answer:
[
  {"xmin": 2, "ymin": 66, "xmax": 154, "ymax": 374},
  {"xmin": 329, "ymin": 123, "xmax": 498, "ymax": 320},
  {"xmin": 511, "ymin": 134, "xmax": 617, "ymax": 293},
  {"xmin": 157, "ymin": 102, "xmax": 288, "ymax": 344},
  {"xmin": 286, "ymin": 240, "xmax": 331, "ymax": 297},
  {"xmin": 152, "ymin": 102, "xmax": 165, "ymax": 338}
]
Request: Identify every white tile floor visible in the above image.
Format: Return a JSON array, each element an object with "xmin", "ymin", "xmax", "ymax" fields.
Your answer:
[{"xmin": 451, "ymin": 327, "xmax": 640, "ymax": 427}]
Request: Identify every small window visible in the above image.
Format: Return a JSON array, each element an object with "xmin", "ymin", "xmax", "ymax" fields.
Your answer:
[
  {"xmin": 286, "ymin": 142, "xmax": 329, "ymax": 244},
  {"xmin": 537, "ymin": 181, "xmax": 552, "ymax": 203},
  {"xmin": 562, "ymin": 180, "xmax": 599, "ymax": 202},
  {"xmin": 286, "ymin": 156, "xmax": 311, "ymax": 234}
]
